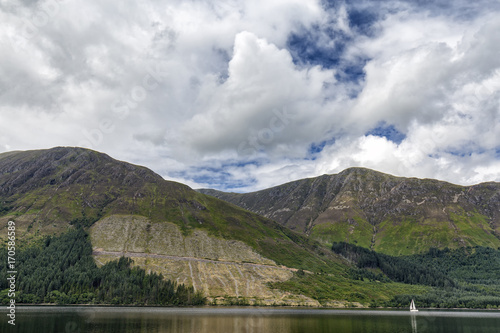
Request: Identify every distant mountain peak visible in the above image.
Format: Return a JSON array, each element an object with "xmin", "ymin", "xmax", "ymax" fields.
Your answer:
[{"xmin": 0, "ymin": 146, "xmax": 167, "ymax": 197}]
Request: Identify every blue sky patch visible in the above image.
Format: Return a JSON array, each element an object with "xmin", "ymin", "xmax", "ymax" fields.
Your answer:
[
  {"xmin": 335, "ymin": 59, "xmax": 368, "ymax": 85},
  {"xmin": 446, "ymin": 149, "xmax": 472, "ymax": 157},
  {"xmin": 172, "ymin": 161, "xmax": 261, "ymax": 191},
  {"xmin": 366, "ymin": 122, "xmax": 406, "ymax": 144},
  {"xmin": 287, "ymin": 24, "xmax": 348, "ymax": 70},
  {"xmin": 286, "ymin": 25, "xmax": 368, "ymax": 87},
  {"xmin": 307, "ymin": 137, "xmax": 336, "ymax": 160},
  {"xmin": 322, "ymin": 0, "xmax": 386, "ymax": 36},
  {"xmin": 443, "ymin": 142, "xmax": 486, "ymax": 158},
  {"xmin": 347, "ymin": 7, "xmax": 381, "ymax": 36}
]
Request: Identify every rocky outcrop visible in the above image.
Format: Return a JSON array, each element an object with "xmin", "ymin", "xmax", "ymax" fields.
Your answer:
[
  {"xmin": 90, "ymin": 215, "xmax": 308, "ymax": 303},
  {"xmin": 90, "ymin": 215, "xmax": 275, "ymax": 265}
]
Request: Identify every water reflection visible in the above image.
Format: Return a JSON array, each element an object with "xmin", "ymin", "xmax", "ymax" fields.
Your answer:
[
  {"xmin": 3, "ymin": 307, "xmax": 500, "ymax": 333},
  {"xmin": 82, "ymin": 309, "xmax": 418, "ymax": 333},
  {"xmin": 411, "ymin": 314, "xmax": 417, "ymax": 333}
]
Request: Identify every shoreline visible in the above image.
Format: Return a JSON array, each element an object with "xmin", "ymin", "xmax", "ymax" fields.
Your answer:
[{"xmin": 4, "ymin": 304, "xmax": 500, "ymax": 311}]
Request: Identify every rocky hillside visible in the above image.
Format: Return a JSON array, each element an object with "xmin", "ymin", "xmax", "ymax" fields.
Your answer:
[{"xmin": 199, "ymin": 168, "xmax": 500, "ymax": 255}]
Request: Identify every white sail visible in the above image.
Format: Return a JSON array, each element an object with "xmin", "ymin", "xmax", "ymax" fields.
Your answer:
[{"xmin": 410, "ymin": 299, "xmax": 418, "ymax": 312}]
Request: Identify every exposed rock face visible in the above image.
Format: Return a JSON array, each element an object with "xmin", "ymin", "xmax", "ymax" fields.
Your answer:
[
  {"xmin": 91, "ymin": 215, "xmax": 275, "ymax": 265},
  {"xmin": 90, "ymin": 215, "xmax": 302, "ymax": 303},
  {"xmin": 199, "ymin": 168, "xmax": 500, "ymax": 255},
  {"xmin": 94, "ymin": 253, "xmax": 316, "ymax": 305}
]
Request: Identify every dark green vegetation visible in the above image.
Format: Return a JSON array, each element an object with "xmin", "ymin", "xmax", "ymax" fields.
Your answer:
[
  {"xmin": 332, "ymin": 242, "xmax": 455, "ymax": 287},
  {"xmin": 199, "ymin": 168, "xmax": 500, "ymax": 256},
  {"xmin": 331, "ymin": 242, "xmax": 500, "ymax": 309},
  {"xmin": 410, "ymin": 246, "xmax": 500, "ymax": 285},
  {"xmin": 0, "ymin": 228, "xmax": 205, "ymax": 305}
]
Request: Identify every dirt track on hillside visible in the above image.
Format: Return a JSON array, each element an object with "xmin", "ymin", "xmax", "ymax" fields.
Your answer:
[{"xmin": 92, "ymin": 250, "xmax": 296, "ymax": 272}]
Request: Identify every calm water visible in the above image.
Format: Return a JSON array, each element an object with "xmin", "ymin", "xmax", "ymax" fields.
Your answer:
[{"xmin": 1, "ymin": 306, "xmax": 500, "ymax": 333}]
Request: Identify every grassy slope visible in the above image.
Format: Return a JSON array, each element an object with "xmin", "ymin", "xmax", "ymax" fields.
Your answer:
[
  {"xmin": 310, "ymin": 216, "xmax": 374, "ymax": 249},
  {"xmin": 269, "ymin": 272, "xmax": 429, "ymax": 306}
]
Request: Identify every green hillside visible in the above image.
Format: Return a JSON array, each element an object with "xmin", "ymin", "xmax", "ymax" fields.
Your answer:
[{"xmin": 199, "ymin": 168, "xmax": 500, "ymax": 255}]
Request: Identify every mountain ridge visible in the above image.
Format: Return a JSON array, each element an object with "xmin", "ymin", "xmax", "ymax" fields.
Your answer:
[{"xmin": 198, "ymin": 167, "xmax": 500, "ymax": 255}]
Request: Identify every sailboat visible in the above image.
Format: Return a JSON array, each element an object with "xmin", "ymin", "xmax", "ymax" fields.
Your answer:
[{"xmin": 410, "ymin": 299, "xmax": 418, "ymax": 312}]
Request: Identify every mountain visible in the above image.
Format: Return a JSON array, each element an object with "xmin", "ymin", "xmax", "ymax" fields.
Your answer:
[
  {"xmin": 2, "ymin": 147, "xmax": 431, "ymax": 307},
  {"xmin": 3, "ymin": 147, "xmax": 499, "ymax": 308},
  {"xmin": 199, "ymin": 168, "xmax": 500, "ymax": 256}
]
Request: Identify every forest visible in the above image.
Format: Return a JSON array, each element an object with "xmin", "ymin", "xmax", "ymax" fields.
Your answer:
[
  {"xmin": 332, "ymin": 242, "xmax": 500, "ymax": 308},
  {"xmin": 0, "ymin": 228, "xmax": 205, "ymax": 306}
]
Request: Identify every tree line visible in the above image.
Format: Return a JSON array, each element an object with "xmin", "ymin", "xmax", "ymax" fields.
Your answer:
[
  {"xmin": 331, "ymin": 242, "xmax": 455, "ymax": 287},
  {"xmin": 332, "ymin": 242, "xmax": 500, "ymax": 309}
]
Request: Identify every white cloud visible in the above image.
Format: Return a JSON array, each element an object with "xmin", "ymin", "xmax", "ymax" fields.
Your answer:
[
  {"xmin": 178, "ymin": 31, "xmax": 336, "ymax": 160},
  {"xmin": 0, "ymin": 0, "xmax": 498, "ymax": 191}
]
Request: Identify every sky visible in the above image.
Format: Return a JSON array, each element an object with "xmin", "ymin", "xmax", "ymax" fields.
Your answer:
[{"xmin": 1, "ymin": 0, "xmax": 499, "ymax": 192}]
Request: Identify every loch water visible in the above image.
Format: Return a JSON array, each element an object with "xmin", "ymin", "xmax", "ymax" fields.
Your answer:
[{"xmin": 2, "ymin": 306, "xmax": 500, "ymax": 333}]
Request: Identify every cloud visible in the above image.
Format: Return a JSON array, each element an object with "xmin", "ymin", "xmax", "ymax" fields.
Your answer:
[
  {"xmin": 178, "ymin": 31, "xmax": 336, "ymax": 161},
  {"xmin": 0, "ymin": 0, "xmax": 498, "ymax": 191}
]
